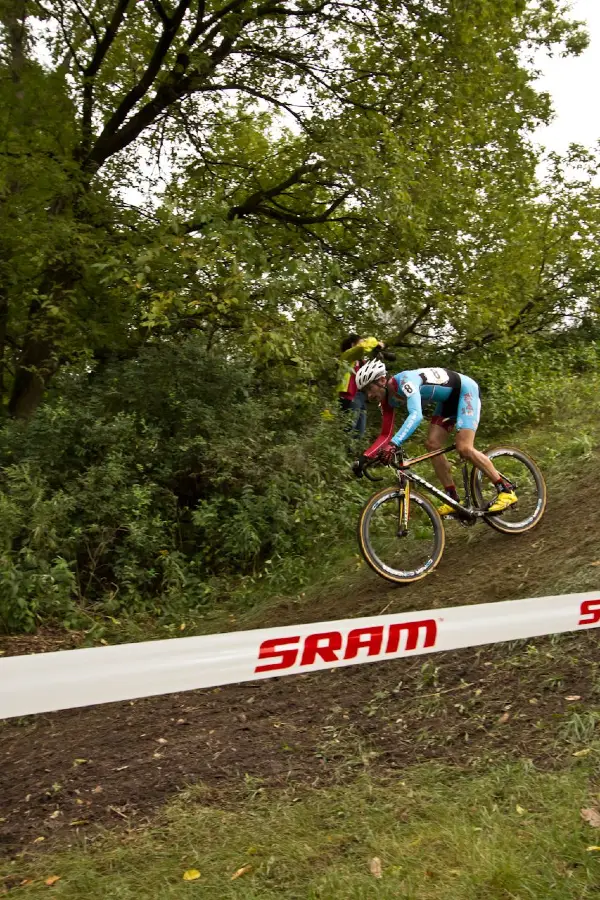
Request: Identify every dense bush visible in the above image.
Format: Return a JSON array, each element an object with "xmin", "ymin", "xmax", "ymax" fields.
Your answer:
[
  {"xmin": 1, "ymin": 329, "xmax": 598, "ymax": 633},
  {"xmin": 0, "ymin": 338, "xmax": 363, "ymax": 631},
  {"xmin": 462, "ymin": 329, "xmax": 600, "ymax": 435}
]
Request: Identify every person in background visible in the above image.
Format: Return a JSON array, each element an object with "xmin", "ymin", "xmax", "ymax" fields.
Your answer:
[{"xmin": 337, "ymin": 333, "xmax": 389, "ymax": 438}]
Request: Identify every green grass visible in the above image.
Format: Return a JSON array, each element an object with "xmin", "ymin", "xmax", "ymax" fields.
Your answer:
[{"xmin": 4, "ymin": 762, "xmax": 600, "ymax": 898}]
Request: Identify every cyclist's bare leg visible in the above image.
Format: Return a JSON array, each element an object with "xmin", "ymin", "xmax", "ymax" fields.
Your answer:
[
  {"xmin": 425, "ymin": 423, "xmax": 454, "ymax": 488},
  {"xmin": 455, "ymin": 429, "xmax": 501, "ymax": 483}
]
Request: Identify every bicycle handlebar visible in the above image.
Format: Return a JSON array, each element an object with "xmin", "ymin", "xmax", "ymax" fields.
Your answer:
[
  {"xmin": 363, "ymin": 465, "xmax": 384, "ymax": 482},
  {"xmin": 358, "ymin": 446, "xmax": 405, "ymax": 481}
]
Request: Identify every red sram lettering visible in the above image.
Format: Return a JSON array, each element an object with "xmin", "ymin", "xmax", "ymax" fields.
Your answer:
[
  {"xmin": 255, "ymin": 618, "xmax": 438, "ymax": 673},
  {"xmin": 579, "ymin": 599, "xmax": 600, "ymax": 626},
  {"xmin": 386, "ymin": 619, "xmax": 437, "ymax": 652},
  {"xmin": 344, "ymin": 626, "xmax": 384, "ymax": 660},
  {"xmin": 255, "ymin": 636, "xmax": 300, "ymax": 672},
  {"xmin": 301, "ymin": 631, "xmax": 343, "ymax": 665}
]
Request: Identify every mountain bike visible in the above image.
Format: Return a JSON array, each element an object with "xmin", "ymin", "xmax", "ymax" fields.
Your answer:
[{"xmin": 357, "ymin": 444, "xmax": 546, "ymax": 584}]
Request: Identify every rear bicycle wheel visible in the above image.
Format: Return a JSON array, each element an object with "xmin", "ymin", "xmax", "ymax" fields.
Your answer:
[
  {"xmin": 469, "ymin": 445, "xmax": 547, "ymax": 534},
  {"xmin": 358, "ymin": 486, "xmax": 445, "ymax": 584}
]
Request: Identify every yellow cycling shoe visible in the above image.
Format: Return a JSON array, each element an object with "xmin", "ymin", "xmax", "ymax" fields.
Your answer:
[
  {"xmin": 438, "ymin": 502, "xmax": 458, "ymax": 517},
  {"xmin": 487, "ymin": 490, "xmax": 518, "ymax": 514}
]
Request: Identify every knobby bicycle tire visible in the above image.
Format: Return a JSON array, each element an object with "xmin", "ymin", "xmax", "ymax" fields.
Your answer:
[
  {"xmin": 469, "ymin": 445, "xmax": 547, "ymax": 534},
  {"xmin": 358, "ymin": 486, "xmax": 445, "ymax": 584}
]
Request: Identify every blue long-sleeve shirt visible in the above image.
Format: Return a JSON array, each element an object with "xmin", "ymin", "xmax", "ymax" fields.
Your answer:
[{"xmin": 363, "ymin": 368, "xmax": 461, "ymax": 458}]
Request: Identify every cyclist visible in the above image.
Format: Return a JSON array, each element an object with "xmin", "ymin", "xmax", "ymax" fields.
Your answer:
[{"xmin": 352, "ymin": 360, "xmax": 517, "ymax": 515}]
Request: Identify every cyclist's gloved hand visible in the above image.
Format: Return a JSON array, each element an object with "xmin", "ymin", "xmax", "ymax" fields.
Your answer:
[
  {"xmin": 352, "ymin": 455, "xmax": 370, "ymax": 478},
  {"xmin": 378, "ymin": 443, "xmax": 399, "ymax": 465}
]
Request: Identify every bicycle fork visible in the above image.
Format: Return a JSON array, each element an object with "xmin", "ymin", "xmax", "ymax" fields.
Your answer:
[{"xmin": 396, "ymin": 472, "xmax": 409, "ymax": 537}]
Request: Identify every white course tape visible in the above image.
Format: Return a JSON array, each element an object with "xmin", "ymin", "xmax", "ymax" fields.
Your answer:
[{"xmin": 1, "ymin": 592, "xmax": 599, "ymax": 720}]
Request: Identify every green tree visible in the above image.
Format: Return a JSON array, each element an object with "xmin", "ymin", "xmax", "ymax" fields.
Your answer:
[{"xmin": 0, "ymin": 0, "xmax": 588, "ymax": 416}]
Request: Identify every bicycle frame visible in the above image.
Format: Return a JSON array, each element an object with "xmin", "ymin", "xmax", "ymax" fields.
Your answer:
[{"xmin": 392, "ymin": 444, "xmax": 485, "ymax": 522}]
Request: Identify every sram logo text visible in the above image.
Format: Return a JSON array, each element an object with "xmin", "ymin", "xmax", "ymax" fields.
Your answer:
[
  {"xmin": 255, "ymin": 619, "xmax": 437, "ymax": 673},
  {"xmin": 579, "ymin": 599, "xmax": 600, "ymax": 626}
]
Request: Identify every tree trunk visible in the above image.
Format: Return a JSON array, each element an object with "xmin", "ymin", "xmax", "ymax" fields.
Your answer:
[
  {"xmin": 7, "ymin": 297, "xmax": 57, "ymax": 419},
  {"xmin": 1, "ymin": 0, "xmax": 27, "ymax": 85},
  {"xmin": 0, "ymin": 0, "xmax": 29, "ymax": 409},
  {"xmin": 0, "ymin": 290, "xmax": 8, "ymax": 404}
]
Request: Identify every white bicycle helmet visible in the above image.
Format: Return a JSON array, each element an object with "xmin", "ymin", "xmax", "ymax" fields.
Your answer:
[{"xmin": 355, "ymin": 359, "xmax": 387, "ymax": 391}]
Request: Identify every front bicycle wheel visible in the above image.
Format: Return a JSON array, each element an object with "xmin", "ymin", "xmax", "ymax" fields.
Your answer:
[
  {"xmin": 358, "ymin": 486, "xmax": 445, "ymax": 584},
  {"xmin": 469, "ymin": 445, "xmax": 547, "ymax": 534}
]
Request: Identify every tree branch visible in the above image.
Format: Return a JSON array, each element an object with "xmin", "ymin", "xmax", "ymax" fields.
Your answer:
[
  {"xmin": 54, "ymin": 1, "xmax": 86, "ymax": 73},
  {"xmin": 255, "ymin": 191, "xmax": 351, "ymax": 225},
  {"xmin": 85, "ymin": 0, "xmax": 132, "ymax": 76},
  {"xmin": 83, "ymin": 0, "xmax": 358, "ymax": 173},
  {"xmin": 148, "ymin": 0, "xmax": 171, "ymax": 26},
  {"xmin": 217, "ymin": 82, "xmax": 310, "ymax": 130},
  {"xmin": 85, "ymin": 0, "xmax": 192, "ymax": 169},
  {"xmin": 226, "ymin": 162, "xmax": 320, "ymax": 220},
  {"xmin": 187, "ymin": 0, "xmax": 245, "ymax": 46},
  {"xmin": 389, "ymin": 304, "xmax": 433, "ymax": 345},
  {"xmin": 73, "ymin": 0, "xmax": 100, "ymax": 46},
  {"xmin": 81, "ymin": 0, "xmax": 132, "ymax": 153}
]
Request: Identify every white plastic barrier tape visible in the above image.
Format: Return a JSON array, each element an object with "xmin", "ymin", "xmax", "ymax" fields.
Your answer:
[{"xmin": 1, "ymin": 591, "xmax": 600, "ymax": 720}]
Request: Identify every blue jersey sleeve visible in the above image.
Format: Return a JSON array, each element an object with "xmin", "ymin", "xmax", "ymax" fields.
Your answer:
[{"xmin": 390, "ymin": 373, "xmax": 423, "ymax": 446}]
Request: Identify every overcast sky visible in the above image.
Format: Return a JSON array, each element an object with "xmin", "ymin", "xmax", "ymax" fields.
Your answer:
[{"xmin": 533, "ymin": 0, "xmax": 600, "ymax": 154}]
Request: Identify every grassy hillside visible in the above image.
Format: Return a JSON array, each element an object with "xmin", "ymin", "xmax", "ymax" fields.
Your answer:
[{"xmin": 2, "ymin": 375, "xmax": 600, "ymax": 898}]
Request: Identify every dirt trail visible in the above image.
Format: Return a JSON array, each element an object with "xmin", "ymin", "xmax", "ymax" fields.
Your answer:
[{"xmin": 2, "ymin": 467, "xmax": 600, "ymax": 855}]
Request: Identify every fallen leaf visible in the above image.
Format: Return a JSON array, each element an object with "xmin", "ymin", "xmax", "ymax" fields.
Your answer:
[
  {"xmin": 498, "ymin": 712, "xmax": 510, "ymax": 724},
  {"xmin": 33, "ymin": 837, "xmax": 45, "ymax": 844},
  {"xmin": 45, "ymin": 876, "xmax": 61, "ymax": 887},
  {"xmin": 565, "ymin": 696, "xmax": 581, "ymax": 702},
  {"xmin": 182, "ymin": 869, "xmax": 201, "ymax": 882},
  {"xmin": 586, "ymin": 846, "xmax": 600, "ymax": 852},
  {"xmin": 369, "ymin": 857, "xmax": 383, "ymax": 879},
  {"xmin": 91, "ymin": 785, "xmax": 103, "ymax": 794},
  {"xmin": 69, "ymin": 819, "xmax": 89, "ymax": 827},
  {"xmin": 516, "ymin": 805, "xmax": 526, "ymax": 816},
  {"xmin": 589, "ymin": 561, "xmax": 600, "ymax": 567},
  {"xmin": 231, "ymin": 865, "xmax": 252, "ymax": 881},
  {"xmin": 72, "ymin": 758, "xmax": 88, "ymax": 767},
  {"xmin": 49, "ymin": 811, "xmax": 60, "ymax": 819},
  {"xmin": 573, "ymin": 749, "xmax": 592, "ymax": 758},
  {"xmin": 19, "ymin": 879, "xmax": 34, "ymax": 886},
  {"xmin": 581, "ymin": 808, "xmax": 600, "ymax": 828},
  {"xmin": 157, "ymin": 737, "xmax": 168, "ymax": 745},
  {"xmin": 0, "ymin": 650, "xmax": 5, "ymax": 656}
]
